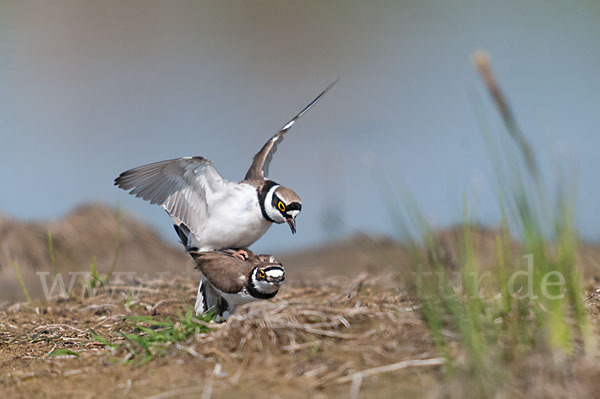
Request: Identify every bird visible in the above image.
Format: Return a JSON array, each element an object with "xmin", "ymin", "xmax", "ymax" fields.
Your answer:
[
  {"xmin": 114, "ymin": 80, "xmax": 336, "ymax": 259},
  {"xmin": 190, "ymin": 248, "xmax": 285, "ymax": 318}
]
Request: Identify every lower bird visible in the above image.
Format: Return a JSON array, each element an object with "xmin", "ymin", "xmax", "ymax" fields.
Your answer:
[{"xmin": 190, "ymin": 248, "xmax": 285, "ymax": 318}]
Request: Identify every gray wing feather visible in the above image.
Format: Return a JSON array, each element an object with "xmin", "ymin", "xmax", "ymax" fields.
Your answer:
[
  {"xmin": 244, "ymin": 79, "xmax": 338, "ymax": 181},
  {"xmin": 115, "ymin": 157, "xmax": 230, "ymax": 238}
]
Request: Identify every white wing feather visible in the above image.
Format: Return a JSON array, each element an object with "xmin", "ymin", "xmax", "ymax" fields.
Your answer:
[{"xmin": 115, "ymin": 157, "xmax": 233, "ymax": 238}]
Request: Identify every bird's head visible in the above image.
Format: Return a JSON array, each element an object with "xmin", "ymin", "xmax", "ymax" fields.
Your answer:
[
  {"xmin": 264, "ymin": 184, "xmax": 302, "ymax": 234},
  {"xmin": 251, "ymin": 261, "xmax": 285, "ymax": 295}
]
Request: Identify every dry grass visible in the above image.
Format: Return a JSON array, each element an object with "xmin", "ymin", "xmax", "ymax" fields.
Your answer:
[
  {"xmin": 0, "ymin": 271, "xmax": 445, "ymax": 398},
  {"xmin": 1, "ymin": 197, "xmax": 600, "ymax": 397},
  {"xmin": 0, "ymin": 204, "xmax": 188, "ymax": 302},
  {"xmin": 1, "ymin": 234, "xmax": 600, "ymax": 398}
]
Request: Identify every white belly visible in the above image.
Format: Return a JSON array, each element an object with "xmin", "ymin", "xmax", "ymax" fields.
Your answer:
[
  {"xmin": 191, "ymin": 183, "xmax": 272, "ymax": 251},
  {"xmin": 219, "ymin": 289, "xmax": 256, "ymax": 307}
]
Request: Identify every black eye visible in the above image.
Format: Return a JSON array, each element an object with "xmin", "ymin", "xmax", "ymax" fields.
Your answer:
[{"xmin": 258, "ymin": 270, "xmax": 266, "ymax": 279}]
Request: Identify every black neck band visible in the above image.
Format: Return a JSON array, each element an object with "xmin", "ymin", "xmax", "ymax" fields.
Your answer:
[
  {"xmin": 247, "ymin": 268, "xmax": 279, "ymax": 299},
  {"xmin": 258, "ymin": 180, "xmax": 278, "ymax": 223}
]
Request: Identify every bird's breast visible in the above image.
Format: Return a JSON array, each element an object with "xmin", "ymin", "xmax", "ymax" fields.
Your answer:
[{"xmin": 194, "ymin": 184, "xmax": 272, "ymax": 250}]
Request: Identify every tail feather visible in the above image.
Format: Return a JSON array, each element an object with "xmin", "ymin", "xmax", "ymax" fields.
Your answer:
[
  {"xmin": 194, "ymin": 277, "xmax": 209, "ymax": 315},
  {"xmin": 173, "ymin": 223, "xmax": 189, "ymax": 248},
  {"xmin": 173, "ymin": 222, "xmax": 200, "ymax": 253},
  {"xmin": 194, "ymin": 276, "xmax": 228, "ymax": 318}
]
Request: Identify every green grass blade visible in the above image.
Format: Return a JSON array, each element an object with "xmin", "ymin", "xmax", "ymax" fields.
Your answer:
[{"xmin": 12, "ymin": 261, "xmax": 31, "ymax": 303}]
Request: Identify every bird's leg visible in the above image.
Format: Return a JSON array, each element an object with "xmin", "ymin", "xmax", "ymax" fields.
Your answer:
[
  {"xmin": 233, "ymin": 249, "xmax": 249, "ymax": 260},
  {"xmin": 222, "ymin": 248, "xmax": 249, "ymax": 260}
]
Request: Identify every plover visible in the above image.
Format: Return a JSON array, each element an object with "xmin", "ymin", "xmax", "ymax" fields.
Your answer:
[
  {"xmin": 114, "ymin": 81, "xmax": 336, "ymax": 256},
  {"xmin": 190, "ymin": 248, "xmax": 285, "ymax": 318}
]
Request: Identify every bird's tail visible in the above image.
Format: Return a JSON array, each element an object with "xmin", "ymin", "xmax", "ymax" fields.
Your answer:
[
  {"xmin": 173, "ymin": 223, "xmax": 199, "ymax": 253},
  {"xmin": 194, "ymin": 275, "xmax": 227, "ymax": 318},
  {"xmin": 194, "ymin": 276, "xmax": 209, "ymax": 315}
]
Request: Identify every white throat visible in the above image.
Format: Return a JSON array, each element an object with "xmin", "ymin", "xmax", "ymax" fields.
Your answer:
[
  {"xmin": 264, "ymin": 184, "xmax": 286, "ymax": 223},
  {"xmin": 251, "ymin": 271, "xmax": 280, "ymax": 294}
]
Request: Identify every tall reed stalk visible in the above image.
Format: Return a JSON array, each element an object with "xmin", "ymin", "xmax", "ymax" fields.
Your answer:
[{"xmin": 383, "ymin": 51, "xmax": 591, "ymax": 396}]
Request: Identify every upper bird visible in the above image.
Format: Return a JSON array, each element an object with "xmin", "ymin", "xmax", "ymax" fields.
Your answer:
[{"xmin": 114, "ymin": 81, "xmax": 336, "ymax": 255}]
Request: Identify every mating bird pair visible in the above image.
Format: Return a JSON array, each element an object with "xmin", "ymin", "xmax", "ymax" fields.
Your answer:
[{"xmin": 115, "ymin": 81, "xmax": 336, "ymax": 318}]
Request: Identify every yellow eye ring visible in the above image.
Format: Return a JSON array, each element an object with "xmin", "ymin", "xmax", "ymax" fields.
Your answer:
[
  {"xmin": 259, "ymin": 270, "xmax": 266, "ymax": 279},
  {"xmin": 277, "ymin": 201, "xmax": 286, "ymax": 212}
]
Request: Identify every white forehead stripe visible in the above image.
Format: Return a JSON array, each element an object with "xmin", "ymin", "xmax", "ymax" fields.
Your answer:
[
  {"xmin": 266, "ymin": 269, "xmax": 284, "ymax": 279},
  {"xmin": 287, "ymin": 210, "xmax": 299, "ymax": 217}
]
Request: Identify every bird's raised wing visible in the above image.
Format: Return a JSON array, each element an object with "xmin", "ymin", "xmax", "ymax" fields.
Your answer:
[
  {"xmin": 114, "ymin": 157, "xmax": 232, "ymax": 238},
  {"xmin": 244, "ymin": 79, "xmax": 338, "ymax": 181}
]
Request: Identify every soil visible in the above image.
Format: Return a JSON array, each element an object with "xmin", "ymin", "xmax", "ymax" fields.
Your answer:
[
  {"xmin": 0, "ymin": 274, "xmax": 438, "ymax": 399},
  {"xmin": 3, "ymin": 206, "xmax": 600, "ymax": 398}
]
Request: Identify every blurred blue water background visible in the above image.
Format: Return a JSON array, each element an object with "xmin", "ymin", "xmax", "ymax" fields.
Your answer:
[{"xmin": 1, "ymin": 0, "xmax": 599, "ymax": 252}]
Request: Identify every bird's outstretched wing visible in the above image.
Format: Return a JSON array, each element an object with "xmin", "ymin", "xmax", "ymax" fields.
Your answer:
[
  {"xmin": 114, "ymin": 157, "xmax": 232, "ymax": 238},
  {"xmin": 244, "ymin": 79, "xmax": 338, "ymax": 181}
]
